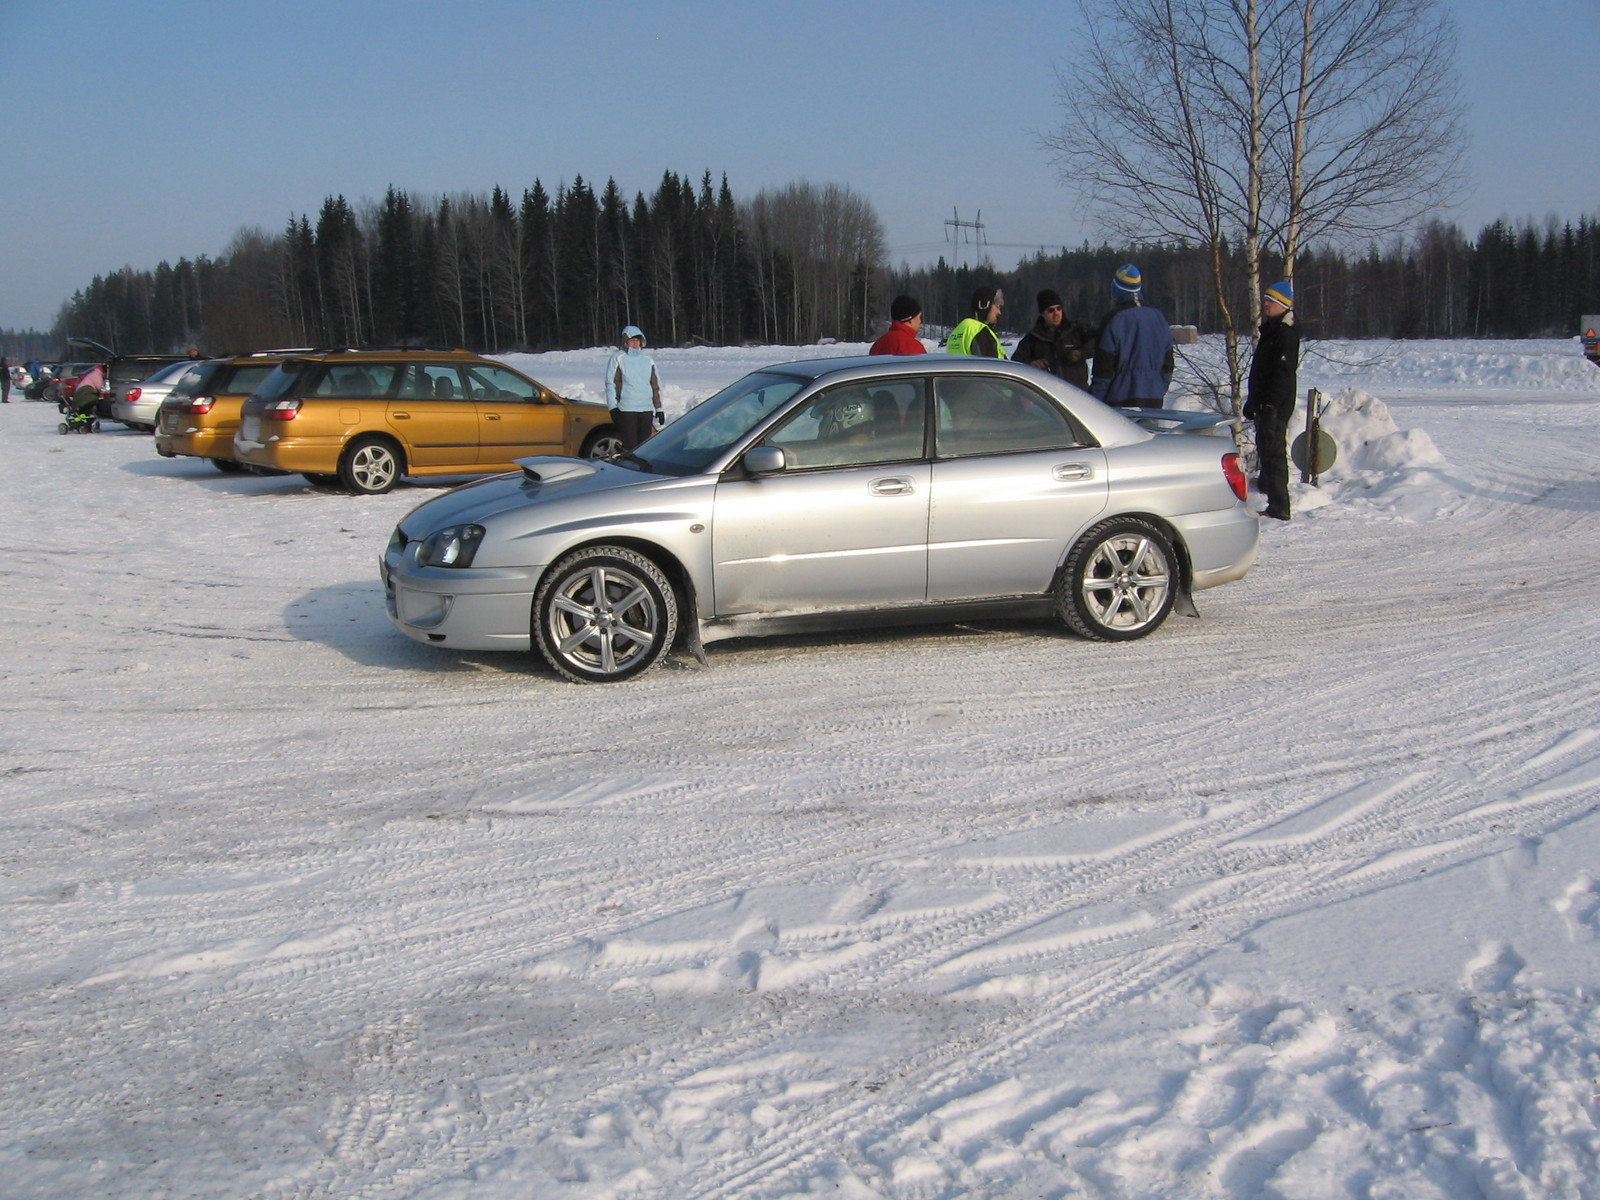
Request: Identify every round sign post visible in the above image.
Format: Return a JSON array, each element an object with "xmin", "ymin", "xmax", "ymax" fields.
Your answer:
[{"xmin": 1294, "ymin": 389, "xmax": 1337, "ymax": 484}]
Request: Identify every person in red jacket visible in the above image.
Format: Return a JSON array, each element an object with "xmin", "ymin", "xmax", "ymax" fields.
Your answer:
[{"xmin": 869, "ymin": 295, "xmax": 927, "ymax": 355}]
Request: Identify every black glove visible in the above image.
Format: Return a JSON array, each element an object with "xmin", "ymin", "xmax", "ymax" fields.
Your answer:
[
  {"xmin": 653, "ymin": 409, "xmax": 665, "ymax": 427},
  {"xmin": 1242, "ymin": 400, "xmax": 1257, "ymax": 419}
]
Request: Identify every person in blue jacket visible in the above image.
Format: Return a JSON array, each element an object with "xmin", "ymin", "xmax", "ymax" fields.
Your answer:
[
  {"xmin": 1091, "ymin": 264, "xmax": 1174, "ymax": 408},
  {"xmin": 604, "ymin": 325, "xmax": 664, "ymax": 451}
]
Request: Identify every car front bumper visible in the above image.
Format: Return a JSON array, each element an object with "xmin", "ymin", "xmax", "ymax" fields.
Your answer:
[{"xmin": 381, "ymin": 551, "xmax": 544, "ymax": 652}]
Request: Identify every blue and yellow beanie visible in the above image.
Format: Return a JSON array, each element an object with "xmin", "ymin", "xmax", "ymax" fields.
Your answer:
[
  {"xmin": 1113, "ymin": 263, "xmax": 1142, "ymax": 298},
  {"xmin": 1264, "ymin": 280, "xmax": 1294, "ymax": 308}
]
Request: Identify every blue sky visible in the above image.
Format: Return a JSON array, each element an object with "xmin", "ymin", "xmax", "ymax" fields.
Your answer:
[{"xmin": 1, "ymin": 0, "xmax": 1595, "ymax": 333}]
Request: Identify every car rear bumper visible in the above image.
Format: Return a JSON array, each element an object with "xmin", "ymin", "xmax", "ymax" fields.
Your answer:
[
  {"xmin": 1169, "ymin": 505, "xmax": 1260, "ymax": 589},
  {"xmin": 153, "ymin": 427, "xmax": 235, "ymax": 458},
  {"xmin": 234, "ymin": 430, "xmax": 344, "ymax": 474}
]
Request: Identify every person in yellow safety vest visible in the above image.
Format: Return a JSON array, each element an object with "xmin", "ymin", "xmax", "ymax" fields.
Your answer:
[{"xmin": 945, "ymin": 286, "xmax": 1005, "ymax": 357}]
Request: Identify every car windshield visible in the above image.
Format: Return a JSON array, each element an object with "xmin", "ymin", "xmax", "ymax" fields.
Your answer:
[{"xmin": 628, "ymin": 371, "xmax": 807, "ymax": 475}]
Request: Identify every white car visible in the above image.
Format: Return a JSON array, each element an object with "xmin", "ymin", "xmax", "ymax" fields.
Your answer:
[{"xmin": 111, "ymin": 360, "xmax": 205, "ymax": 431}]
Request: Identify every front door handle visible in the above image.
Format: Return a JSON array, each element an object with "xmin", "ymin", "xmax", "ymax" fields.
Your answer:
[
  {"xmin": 870, "ymin": 476, "xmax": 914, "ymax": 496},
  {"xmin": 1053, "ymin": 463, "xmax": 1094, "ymax": 481}
]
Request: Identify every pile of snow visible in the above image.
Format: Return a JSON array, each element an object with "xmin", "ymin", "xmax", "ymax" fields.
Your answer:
[{"xmin": 1283, "ymin": 387, "xmax": 1457, "ymax": 523}]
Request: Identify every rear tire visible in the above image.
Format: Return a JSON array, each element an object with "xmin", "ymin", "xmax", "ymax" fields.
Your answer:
[
  {"xmin": 580, "ymin": 427, "xmax": 624, "ymax": 460},
  {"xmin": 211, "ymin": 458, "xmax": 247, "ymax": 474},
  {"xmin": 534, "ymin": 546, "xmax": 678, "ymax": 683},
  {"xmin": 302, "ymin": 472, "xmax": 342, "ymax": 488},
  {"xmin": 339, "ymin": 436, "xmax": 404, "ymax": 495},
  {"xmin": 1055, "ymin": 517, "xmax": 1177, "ymax": 641}
]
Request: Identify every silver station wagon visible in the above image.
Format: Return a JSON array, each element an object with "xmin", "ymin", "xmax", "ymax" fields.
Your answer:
[{"xmin": 381, "ymin": 356, "xmax": 1259, "ymax": 682}]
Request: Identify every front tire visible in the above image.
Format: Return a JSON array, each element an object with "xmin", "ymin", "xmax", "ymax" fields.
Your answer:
[
  {"xmin": 211, "ymin": 457, "xmax": 247, "ymax": 473},
  {"xmin": 339, "ymin": 436, "xmax": 404, "ymax": 495},
  {"xmin": 302, "ymin": 472, "xmax": 342, "ymax": 488},
  {"xmin": 1056, "ymin": 517, "xmax": 1177, "ymax": 641},
  {"xmin": 534, "ymin": 546, "xmax": 678, "ymax": 683}
]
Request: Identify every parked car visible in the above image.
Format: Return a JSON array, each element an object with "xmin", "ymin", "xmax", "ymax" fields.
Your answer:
[
  {"xmin": 66, "ymin": 337, "xmax": 194, "ymax": 420},
  {"xmin": 23, "ymin": 364, "xmax": 62, "ymax": 400},
  {"xmin": 112, "ymin": 359, "xmax": 205, "ymax": 431},
  {"xmin": 380, "ymin": 355, "xmax": 1259, "ymax": 683},
  {"xmin": 40, "ymin": 361, "xmax": 103, "ymax": 405},
  {"xmin": 154, "ymin": 352, "xmax": 297, "ymax": 471},
  {"xmin": 232, "ymin": 348, "xmax": 620, "ymax": 494}
]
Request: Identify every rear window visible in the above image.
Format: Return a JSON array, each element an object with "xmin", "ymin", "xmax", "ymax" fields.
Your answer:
[
  {"xmin": 168, "ymin": 363, "xmax": 226, "ymax": 399},
  {"xmin": 252, "ymin": 361, "xmax": 310, "ymax": 404},
  {"xmin": 215, "ymin": 363, "xmax": 281, "ymax": 395}
]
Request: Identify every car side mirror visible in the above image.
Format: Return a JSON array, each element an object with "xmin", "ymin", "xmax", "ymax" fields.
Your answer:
[{"xmin": 743, "ymin": 445, "xmax": 786, "ymax": 476}]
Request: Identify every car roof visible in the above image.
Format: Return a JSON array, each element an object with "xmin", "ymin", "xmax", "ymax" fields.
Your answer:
[{"xmin": 280, "ymin": 346, "xmax": 485, "ymax": 363}]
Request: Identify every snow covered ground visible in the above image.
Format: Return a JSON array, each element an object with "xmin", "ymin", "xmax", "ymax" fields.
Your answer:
[{"xmin": 2, "ymin": 337, "xmax": 1598, "ymax": 1199}]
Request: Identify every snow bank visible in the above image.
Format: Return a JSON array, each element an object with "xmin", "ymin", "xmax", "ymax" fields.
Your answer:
[
  {"xmin": 1309, "ymin": 338, "xmax": 1600, "ymax": 392},
  {"xmin": 1285, "ymin": 387, "xmax": 1459, "ymax": 522}
]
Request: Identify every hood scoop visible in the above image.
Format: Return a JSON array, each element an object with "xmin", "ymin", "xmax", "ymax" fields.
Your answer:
[{"xmin": 518, "ymin": 456, "xmax": 599, "ymax": 485}]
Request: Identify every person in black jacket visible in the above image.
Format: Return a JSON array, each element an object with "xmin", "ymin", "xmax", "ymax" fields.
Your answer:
[
  {"xmin": 1011, "ymin": 289, "xmax": 1096, "ymax": 389},
  {"xmin": 1243, "ymin": 280, "xmax": 1301, "ymax": 521}
]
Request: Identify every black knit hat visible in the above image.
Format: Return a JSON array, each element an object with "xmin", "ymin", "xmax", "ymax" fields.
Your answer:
[
  {"xmin": 1037, "ymin": 288, "xmax": 1063, "ymax": 313},
  {"xmin": 890, "ymin": 294, "xmax": 922, "ymax": 322},
  {"xmin": 971, "ymin": 285, "xmax": 1003, "ymax": 313}
]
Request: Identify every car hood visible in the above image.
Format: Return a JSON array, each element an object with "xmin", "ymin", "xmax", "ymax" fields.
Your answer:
[{"xmin": 395, "ymin": 456, "xmax": 677, "ymax": 537}]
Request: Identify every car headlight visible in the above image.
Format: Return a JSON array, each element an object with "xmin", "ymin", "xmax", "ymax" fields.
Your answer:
[{"xmin": 416, "ymin": 523, "xmax": 486, "ymax": 568}]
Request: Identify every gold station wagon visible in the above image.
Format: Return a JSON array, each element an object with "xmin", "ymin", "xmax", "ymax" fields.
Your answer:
[
  {"xmin": 155, "ymin": 353, "xmax": 297, "ymax": 472},
  {"xmin": 232, "ymin": 349, "xmax": 621, "ymax": 493}
]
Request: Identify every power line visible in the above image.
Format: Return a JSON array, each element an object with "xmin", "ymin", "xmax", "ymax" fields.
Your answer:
[{"xmin": 944, "ymin": 209, "xmax": 986, "ymax": 265}]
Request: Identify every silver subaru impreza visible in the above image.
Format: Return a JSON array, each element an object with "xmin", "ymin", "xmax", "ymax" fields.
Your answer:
[{"xmin": 381, "ymin": 356, "xmax": 1258, "ymax": 683}]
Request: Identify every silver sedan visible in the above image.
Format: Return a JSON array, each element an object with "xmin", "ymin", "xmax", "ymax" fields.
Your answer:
[
  {"xmin": 111, "ymin": 360, "xmax": 205, "ymax": 431},
  {"xmin": 381, "ymin": 356, "xmax": 1259, "ymax": 682}
]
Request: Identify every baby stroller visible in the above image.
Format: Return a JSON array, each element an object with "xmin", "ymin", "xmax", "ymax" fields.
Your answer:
[{"xmin": 57, "ymin": 385, "xmax": 101, "ymax": 434}]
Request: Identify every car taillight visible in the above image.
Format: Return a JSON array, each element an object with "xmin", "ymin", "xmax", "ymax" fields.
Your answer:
[
  {"xmin": 186, "ymin": 396, "xmax": 216, "ymax": 414},
  {"xmin": 1222, "ymin": 452, "xmax": 1247, "ymax": 501},
  {"xmin": 127, "ymin": 387, "xmax": 142, "ymax": 403},
  {"xmin": 262, "ymin": 399, "xmax": 302, "ymax": 420}
]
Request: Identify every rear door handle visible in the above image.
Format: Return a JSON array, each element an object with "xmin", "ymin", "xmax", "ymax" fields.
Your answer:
[
  {"xmin": 1053, "ymin": 463, "xmax": 1094, "ymax": 481},
  {"xmin": 870, "ymin": 476, "xmax": 914, "ymax": 496}
]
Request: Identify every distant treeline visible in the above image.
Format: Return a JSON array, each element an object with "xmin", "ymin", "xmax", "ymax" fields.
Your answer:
[
  {"xmin": 21, "ymin": 171, "xmax": 886, "ymax": 359},
  {"xmin": 897, "ymin": 215, "xmax": 1600, "ymax": 341},
  {"xmin": 7, "ymin": 186, "xmax": 1599, "ymax": 359}
]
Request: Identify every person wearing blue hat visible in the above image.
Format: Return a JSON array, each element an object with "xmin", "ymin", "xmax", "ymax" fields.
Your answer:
[
  {"xmin": 1090, "ymin": 263, "xmax": 1174, "ymax": 408},
  {"xmin": 1243, "ymin": 280, "xmax": 1301, "ymax": 520},
  {"xmin": 604, "ymin": 324, "xmax": 664, "ymax": 452}
]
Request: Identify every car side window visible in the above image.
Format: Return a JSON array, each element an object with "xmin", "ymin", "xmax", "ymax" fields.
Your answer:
[
  {"xmin": 463, "ymin": 364, "xmax": 540, "ymax": 402},
  {"xmin": 313, "ymin": 364, "xmax": 400, "ymax": 399},
  {"xmin": 398, "ymin": 364, "xmax": 468, "ymax": 401},
  {"xmin": 763, "ymin": 379, "xmax": 927, "ymax": 469},
  {"xmin": 934, "ymin": 376, "xmax": 1082, "ymax": 457}
]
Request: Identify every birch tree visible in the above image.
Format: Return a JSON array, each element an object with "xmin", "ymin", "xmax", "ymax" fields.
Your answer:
[{"xmin": 1050, "ymin": 0, "xmax": 1462, "ymax": 409}]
